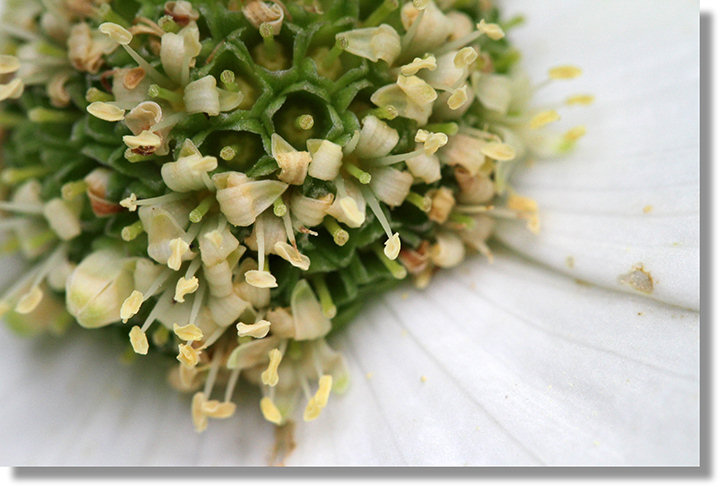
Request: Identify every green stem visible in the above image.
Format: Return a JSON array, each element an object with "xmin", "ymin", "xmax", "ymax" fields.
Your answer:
[
  {"xmin": 448, "ymin": 211, "xmax": 475, "ymax": 229},
  {"xmin": 406, "ymin": 191, "xmax": 431, "ymax": 212},
  {"xmin": 1, "ymin": 166, "xmax": 51, "ymax": 185},
  {"xmin": 323, "ymin": 217, "xmax": 349, "ymax": 246},
  {"xmin": 220, "ymin": 70, "xmax": 240, "ymax": 92},
  {"xmin": 423, "ymin": 122, "xmax": 459, "ymax": 136},
  {"xmin": 273, "ymin": 197, "xmax": 287, "ymax": 217},
  {"xmin": 61, "ymin": 181, "xmax": 88, "ymax": 201},
  {"xmin": 189, "ymin": 195, "xmax": 215, "ymax": 223},
  {"xmin": 121, "ymin": 220, "xmax": 145, "ymax": 241},
  {"xmin": 363, "ymin": 0, "xmax": 399, "ymax": 27},
  {"xmin": 344, "ymin": 163, "xmax": 371, "ymax": 184},
  {"xmin": 373, "ymin": 244, "xmax": 407, "ymax": 280},
  {"xmin": 28, "ymin": 108, "xmax": 79, "ymax": 124},
  {"xmin": 148, "ymin": 84, "xmax": 183, "ymax": 105},
  {"xmin": 85, "ymin": 87, "xmax": 114, "ymax": 103},
  {"xmin": 311, "ymin": 275, "xmax": 337, "ymax": 319}
]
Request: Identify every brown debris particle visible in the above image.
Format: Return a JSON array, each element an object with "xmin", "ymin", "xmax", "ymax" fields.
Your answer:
[
  {"xmin": 269, "ymin": 421, "xmax": 296, "ymax": 466},
  {"xmin": 618, "ymin": 263, "xmax": 654, "ymax": 294}
]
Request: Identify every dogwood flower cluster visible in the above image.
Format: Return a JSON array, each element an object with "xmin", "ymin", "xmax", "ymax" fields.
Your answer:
[{"xmin": 0, "ymin": 0, "xmax": 588, "ymax": 432}]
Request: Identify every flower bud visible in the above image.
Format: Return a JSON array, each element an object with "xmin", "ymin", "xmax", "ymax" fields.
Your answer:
[
  {"xmin": 354, "ymin": 115, "xmax": 399, "ymax": 159},
  {"xmin": 289, "ymin": 192, "xmax": 334, "ymax": 227},
  {"xmin": 66, "ymin": 249, "xmax": 135, "ymax": 328},
  {"xmin": 338, "ymin": 24, "xmax": 401, "ymax": 65},
  {"xmin": 369, "ymin": 167, "xmax": 413, "ymax": 207},
  {"xmin": 430, "ymin": 232, "xmax": 465, "ymax": 268},
  {"xmin": 307, "ymin": 139, "xmax": 343, "ymax": 181}
]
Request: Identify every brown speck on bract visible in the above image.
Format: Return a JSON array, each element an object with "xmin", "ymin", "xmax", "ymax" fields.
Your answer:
[{"xmin": 618, "ymin": 263, "xmax": 654, "ymax": 294}]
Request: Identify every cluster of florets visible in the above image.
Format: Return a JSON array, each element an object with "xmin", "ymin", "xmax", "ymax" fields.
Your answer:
[{"xmin": 0, "ymin": 0, "xmax": 589, "ymax": 431}]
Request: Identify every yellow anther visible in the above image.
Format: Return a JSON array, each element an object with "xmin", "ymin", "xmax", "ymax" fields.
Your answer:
[
  {"xmin": 339, "ymin": 197, "xmax": 365, "ymax": 227},
  {"xmin": 447, "ymin": 86, "xmax": 469, "ymax": 110},
  {"xmin": 566, "ymin": 94, "xmax": 595, "ymax": 106},
  {"xmin": 0, "ymin": 78, "xmax": 24, "ymax": 101},
  {"xmin": 315, "ymin": 374, "xmax": 333, "ymax": 408},
  {"xmin": 273, "ymin": 242, "xmax": 311, "ymax": 271},
  {"xmin": 400, "ymin": 55, "xmax": 437, "ymax": 76},
  {"xmin": 120, "ymin": 193, "xmax": 138, "ymax": 211},
  {"xmin": 15, "ymin": 286, "xmax": 43, "ymax": 314},
  {"xmin": 0, "ymin": 54, "xmax": 20, "ymax": 74},
  {"xmin": 129, "ymin": 325, "xmax": 149, "ymax": 355},
  {"xmin": 453, "ymin": 47, "xmax": 478, "ymax": 68},
  {"xmin": 480, "ymin": 142, "xmax": 516, "ymax": 161},
  {"xmin": 261, "ymin": 348, "xmax": 282, "ymax": 387},
  {"xmin": 303, "ymin": 397, "xmax": 322, "ymax": 422},
  {"xmin": 177, "ymin": 343, "xmax": 200, "ymax": 367},
  {"xmin": 236, "ymin": 319, "xmax": 271, "ymax": 339},
  {"xmin": 244, "ymin": 269, "xmax": 278, "ymax": 288},
  {"xmin": 120, "ymin": 290, "xmax": 144, "ymax": 323},
  {"xmin": 167, "ymin": 237, "xmax": 189, "ymax": 271},
  {"xmin": 174, "ymin": 276, "xmax": 199, "ymax": 303},
  {"xmin": 202, "ymin": 400, "xmax": 236, "ymax": 418},
  {"xmin": 98, "ymin": 22, "xmax": 133, "ymax": 45},
  {"xmin": 173, "ymin": 323, "xmax": 204, "ymax": 342},
  {"xmin": 396, "ymin": 75, "xmax": 438, "ymax": 105},
  {"xmin": 507, "ymin": 194, "xmax": 538, "ymax": 213},
  {"xmin": 191, "ymin": 392, "xmax": 208, "ymax": 432},
  {"xmin": 564, "ymin": 126, "xmax": 587, "ymax": 142},
  {"xmin": 529, "ymin": 109, "xmax": 560, "ymax": 129},
  {"xmin": 549, "ymin": 65, "xmax": 582, "ymax": 80},
  {"xmin": 260, "ymin": 397, "xmax": 283, "ymax": 425},
  {"xmin": 123, "ymin": 130, "xmax": 162, "ymax": 151},
  {"xmin": 477, "ymin": 19, "xmax": 505, "ymax": 40},
  {"xmin": 87, "ymin": 102, "xmax": 125, "ymax": 122},
  {"xmin": 384, "ymin": 232, "xmax": 401, "ymax": 260}
]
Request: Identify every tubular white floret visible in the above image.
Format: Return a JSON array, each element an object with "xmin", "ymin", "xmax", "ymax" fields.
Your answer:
[
  {"xmin": 289, "ymin": 192, "xmax": 334, "ymax": 227},
  {"xmin": 271, "ymin": 134, "xmax": 312, "ymax": 186},
  {"xmin": 353, "ymin": 115, "xmax": 400, "ymax": 159},
  {"xmin": 184, "ymin": 75, "xmax": 221, "ymax": 115},
  {"xmin": 213, "ymin": 172, "xmax": 288, "ymax": 227},
  {"xmin": 161, "ymin": 139, "xmax": 217, "ymax": 192},
  {"xmin": 338, "ymin": 24, "xmax": 401, "ymax": 65},
  {"xmin": 307, "ymin": 139, "xmax": 343, "ymax": 181}
]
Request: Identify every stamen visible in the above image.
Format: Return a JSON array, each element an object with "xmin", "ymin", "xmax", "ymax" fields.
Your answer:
[
  {"xmin": 87, "ymin": 102, "xmax": 125, "ymax": 121},
  {"xmin": 447, "ymin": 86, "xmax": 469, "ymax": 110},
  {"xmin": 0, "ymin": 54, "xmax": 20, "ymax": 74},
  {"xmin": 365, "ymin": 105, "xmax": 399, "ymax": 120},
  {"xmin": 189, "ymin": 195, "xmax": 215, "ymax": 223},
  {"xmin": 236, "ymin": 319, "xmax": 271, "ymax": 338},
  {"xmin": 168, "ymin": 237, "xmax": 190, "ymax": 271},
  {"xmin": 406, "ymin": 191, "xmax": 432, "ymax": 212},
  {"xmin": 15, "ymin": 286, "xmax": 43, "ymax": 314},
  {"xmin": 220, "ymin": 70, "xmax": 239, "ymax": 91},
  {"xmin": 244, "ymin": 214, "xmax": 278, "ymax": 288},
  {"xmin": 373, "ymin": 243, "xmax": 407, "ymax": 279},
  {"xmin": 129, "ymin": 326, "xmax": 149, "ymax": 354},
  {"xmin": 401, "ymin": 0, "xmax": 429, "ymax": 51},
  {"xmin": 453, "ymin": 47, "xmax": 478, "ymax": 68},
  {"xmin": 361, "ymin": 187, "xmax": 400, "ymax": 260},
  {"xmin": 99, "ymin": 23, "xmax": 173, "ymax": 86},
  {"xmin": 295, "ymin": 114, "xmax": 314, "ymax": 131},
  {"xmin": 177, "ymin": 343, "xmax": 200, "ymax": 367},
  {"xmin": 260, "ymin": 397, "xmax": 283, "ymax": 425},
  {"xmin": 314, "ymin": 375, "xmax": 333, "ymax": 408},
  {"xmin": 548, "ymin": 65, "xmax": 583, "ymax": 79},
  {"xmin": 477, "ymin": 19, "xmax": 505, "ymax": 40},
  {"xmin": 400, "ymin": 54, "xmax": 437, "ymax": 76},
  {"xmin": 147, "ymin": 84, "xmax": 183, "ymax": 105},
  {"xmin": 261, "ymin": 348, "xmax": 282, "ymax": 387},
  {"xmin": 120, "ymin": 290, "xmax": 144, "ymax": 323},
  {"xmin": 174, "ymin": 276, "xmax": 199, "ymax": 303},
  {"xmin": 274, "ymin": 242, "xmax": 311, "ymax": 270},
  {"xmin": 566, "ymin": 94, "xmax": 595, "ymax": 106},
  {"xmin": 202, "ymin": 346, "xmax": 223, "ymax": 397},
  {"xmin": 529, "ymin": 109, "xmax": 560, "ymax": 129},
  {"xmin": 173, "ymin": 323, "xmax": 204, "ymax": 342}
]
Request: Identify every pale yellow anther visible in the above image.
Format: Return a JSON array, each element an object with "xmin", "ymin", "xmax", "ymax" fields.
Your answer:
[
  {"xmin": 15, "ymin": 286, "xmax": 43, "ymax": 314},
  {"xmin": 260, "ymin": 397, "xmax": 283, "ymax": 425},
  {"xmin": 303, "ymin": 397, "xmax": 323, "ymax": 422},
  {"xmin": 167, "ymin": 237, "xmax": 189, "ymax": 271},
  {"xmin": 384, "ymin": 232, "xmax": 401, "ymax": 260},
  {"xmin": 273, "ymin": 241, "xmax": 311, "ymax": 271},
  {"xmin": 99, "ymin": 22, "xmax": 133, "ymax": 45},
  {"xmin": 245, "ymin": 270, "xmax": 278, "ymax": 288},
  {"xmin": 261, "ymin": 348, "xmax": 282, "ymax": 387},
  {"xmin": 0, "ymin": 54, "xmax": 20, "ymax": 74},
  {"xmin": 191, "ymin": 392, "xmax": 208, "ymax": 432},
  {"xmin": 447, "ymin": 86, "xmax": 469, "ymax": 110},
  {"xmin": 548, "ymin": 65, "xmax": 583, "ymax": 80},
  {"xmin": 339, "ymin": 197, "xmax": 365, "ymax": 227},
  {"xmin": 481, "ymin": 142, "xmax": 516, "ymax": 161},
  {"xmin": 396, "ymin": 75, "xmax": 438, "ymax": 105},
  {"xmin": 563, "ymin": 125, "xmax": 587, "ymax": 142},
  {"xmin": 174, "ymin": 276, "xmax": 199, "ymax": 303},
  {"xmin": 477, "ymin": 19, "xmax": 505, "ymax": 40},
  {"xmin": 123, "ymin": 130, "xmax": 162, "ymax": 151},
  {"xmin": 87, "ymin": 102, "xmax": 125, "ymax": 122},
  {"xmin": 529, "ymin": 110, "xmax": 561, "ymax": 129},
  {"xmin": 566, "ymin": 94, "xmax": 595, "ymax": 106},
  {"xmin": 177, "ymin": 343, "xmax": 200, "ymax": 367},
  {"xmin": 400, "ymin": 55, "xmax": 437, "ymax": 76},
  {"xmin": 201, "ymin": 400, "xmax": 236, "ymax": 418},
  {"xmin": 0, "ymin": 78, "xmax": 24, "ymax": 101},
  {"xmin": 453, "ymin": 47, "xmax": 478, "ymax": 68},
  {"xmin": 173, "ymin": 323, "xmax": 204, "ymax": 342},
  {"xmin": 120, "ymin": 193, "xmax": 138, "ymax": 211},
  {"xmin": 417, "ymin": 131, "xmax": 448, "ymax": 155},
  {"xmin": 120, "ymin": 290, "xmax": 144, "ymax": 323},
  {"xmin": 315, "ymin": 374, "xmax": 333, "ymax": 408},
  {"xmin": 236, "ymin": 319, "xmax": 271, "ymax": 339},
  {"xmin": 508, "ymin": 194, "xmax": 539, "ymax": 213},
  {"xmin": 129, "ymin": 325, "xmax": 149, "ymax": 355}
]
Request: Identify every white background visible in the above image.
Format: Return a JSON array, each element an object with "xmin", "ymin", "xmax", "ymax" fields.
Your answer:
[{"xmin": 0, "ymin": 0, "xmax": 716, "ymax": 484}]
